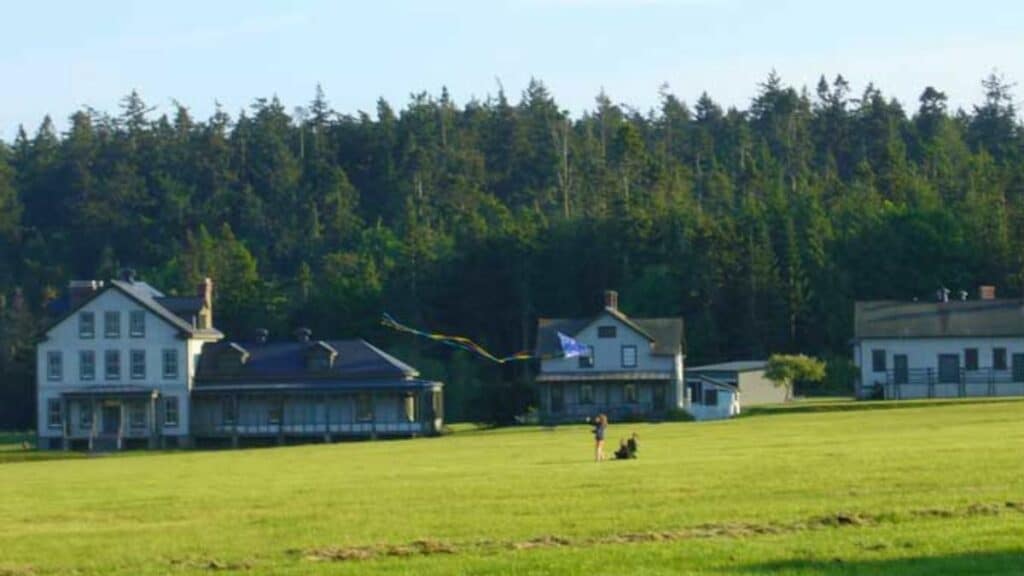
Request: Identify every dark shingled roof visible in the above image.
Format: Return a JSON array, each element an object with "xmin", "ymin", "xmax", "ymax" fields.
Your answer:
[
  {"xmin": 42, "ymin": 279, "xmax": 223, "ymax": 340},
  {"xmin": 535, "ymin": 309, "xmax": 684, "ymax": 356},
  {"xmin": 854, "ymin": 300, "xmax": 1024, "ymax": 339},
  {"xmin": 195, "ymin": 339, "xmax": 420, "ymax": 385}
]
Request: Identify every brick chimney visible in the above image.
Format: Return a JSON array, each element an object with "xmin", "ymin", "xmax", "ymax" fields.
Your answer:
[
  {"xmin": 978, "ymin": 285, "xmax": 996, "ymax": 300},
  {"xmin": 69, "ymin": 280, "xmax": 103, "ymax": 309},
  {"xmin": 604, "ymin": 290, "xmax": 619, "ymax": 310},
  {"xmin": 197, "ymin": 278, "xmax": 213, "ymax": 329}
]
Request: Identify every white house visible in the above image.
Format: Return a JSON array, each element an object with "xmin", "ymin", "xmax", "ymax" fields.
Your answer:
[
  {"xmin": 853, "ymin": 286, "xmax": 1024, "ymax": 400},
  {"xmin": 37, "ymin": 273, "xmax": 223, "ymax": 450},
  {"xmin": 534, "ymin": 291, "xmax": 686, "ymax": 422}
]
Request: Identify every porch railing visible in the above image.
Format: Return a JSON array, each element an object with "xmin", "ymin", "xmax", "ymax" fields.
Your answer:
[{"xmin": 880, "ymin": 368, "xmax": 1024, "ymax": 399}]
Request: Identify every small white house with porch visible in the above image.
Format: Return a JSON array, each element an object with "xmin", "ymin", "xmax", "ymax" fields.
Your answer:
[
  {"xmin": 853, "ymin": 286, "xmax": 1024, "ymax": 400},
  {"xmin": 36, "ymin": 274, "xmax": 222, "ymax": 450},
  {"xmin": 534, "ymin": 291, "xmax": 686, "ymax": 422}
]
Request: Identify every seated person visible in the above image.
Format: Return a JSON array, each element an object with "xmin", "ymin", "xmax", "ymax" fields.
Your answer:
[
  {"xmin": 614, "ymin": 439, "xmax": 631, "ymax": 460},
  {"xmin": 626, "ymin": 433, "xmax": 638, "ymax": 458}
]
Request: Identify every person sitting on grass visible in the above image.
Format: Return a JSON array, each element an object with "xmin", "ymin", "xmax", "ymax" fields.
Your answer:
[
  {"xmin": 614, "ymin": 439, "xmax": 630, "ymax": 460},
  {"xmin": 614, "ymin": 433, "xmax": 639, "ymax": 460}
]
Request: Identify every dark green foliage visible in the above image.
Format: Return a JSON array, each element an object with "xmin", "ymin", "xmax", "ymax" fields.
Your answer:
[{"xmin": 1, "ymin": 74, "xmax": 1023, "ymax": 426}]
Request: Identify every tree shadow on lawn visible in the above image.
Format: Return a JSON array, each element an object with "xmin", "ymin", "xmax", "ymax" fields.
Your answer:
[{"xmin": 739, "ymin": 550, "xmax": 1024, "ymax": 575}]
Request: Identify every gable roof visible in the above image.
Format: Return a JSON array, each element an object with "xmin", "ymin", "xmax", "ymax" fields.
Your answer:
[
  {"xmin": 535, "ymin": 308, "xmax": 684, "ymax": 357},
  {"xmin": 43, "ymin": 280, "xmax": 223, "ymax": 340},
  {"xmin": 194, "ymin": 338, "xmax": 419, "ymax": 384},
  {"xmin": 854, "ymin": 300, "xmax": 1024, "ymax": 339}
]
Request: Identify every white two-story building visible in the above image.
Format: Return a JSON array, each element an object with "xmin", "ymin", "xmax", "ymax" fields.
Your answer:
[
  {"xmin": 37, "ymin": 273, "xmax": 223, "ymax": 450},
  {"xmin": 853, "ymin": 287, "xmax": 1024, "ymax": 400},
  {"xmin": 534, "ymin": 291, "xmax": 686, "ymax": 422}
]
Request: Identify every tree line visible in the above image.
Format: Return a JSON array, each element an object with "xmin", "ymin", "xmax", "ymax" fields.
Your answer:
[{"xmin": 0, "ymin": 72, "xmax": 1021, "ymax": 426}]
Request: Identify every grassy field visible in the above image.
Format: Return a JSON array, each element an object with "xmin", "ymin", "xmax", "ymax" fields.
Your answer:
[{"xmin": 1, "ymin": 401, "xmax": 1023, "ymax": 575}]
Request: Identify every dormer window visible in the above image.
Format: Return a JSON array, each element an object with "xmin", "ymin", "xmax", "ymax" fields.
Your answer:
[
  {"xmin": 214, "ymin": 343, "xmax": 249, "ymax": 374},
  {"xmin": 305, "ymin": 341, "xmax": 338, "ymax": 372}
]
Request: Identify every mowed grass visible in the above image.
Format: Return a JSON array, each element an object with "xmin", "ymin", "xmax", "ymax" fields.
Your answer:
[{"xmin": 1, "ymin": 401, "xmax": 1023, "ymax": 575}]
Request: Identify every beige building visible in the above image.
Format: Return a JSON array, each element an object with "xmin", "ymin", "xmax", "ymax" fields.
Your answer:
[{"xmin": 687, "ymin": 361, "xmax": 784, "ymax": 406}]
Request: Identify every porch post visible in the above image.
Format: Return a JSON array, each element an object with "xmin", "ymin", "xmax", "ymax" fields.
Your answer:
[
  {"xmin": 370, "ymin": 392, "xmax": 378, "ymax": 440},
  {"xmin": 60, "ymin": 396, "xmax": 70, "ymax": 451},
  {"xmin": 323, "ymin": 394, "xmax": 331, "ymax": 443},
  {"xmin": 88, "ymin": 397, "xmax": 96, "ymax": 452},
  {"xmin": 117, "ymin": 402, "xmax": 125, "ymax": 450},
  {"xmin": 148, "ymin": 394, "xmax": 158, "ymax": 449},
  {"xmin": 277, "ymin": 395, "xmax": 285, "ymax": 446}
]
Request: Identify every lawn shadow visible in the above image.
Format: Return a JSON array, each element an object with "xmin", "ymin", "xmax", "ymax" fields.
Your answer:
[{"xmin": 738, "ymin": 550, "xmax": 1024, "ymax": 575}]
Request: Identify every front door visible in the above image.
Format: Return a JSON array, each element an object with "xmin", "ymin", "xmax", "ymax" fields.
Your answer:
[
  {"xmin": 652, "ymin": 383, "xmax": 666, "ymax": 411},
  {"xmin": 102, "ymin": 405, "xmax": 121, "ymax": 435},
  {"xmin": 894, "ymin": 355, "xmax": 909, "ymax": 384},
  {"xmin": 1013, "ymin": 354, "xmax": 1024, "ymax": 382},
  {"xmin": 938, "ymin": 354, "xmax": 960, "ymax": 384},
  {"xmin": 550, "ymin": 385, "xmax": 564, "ymax": 414}
]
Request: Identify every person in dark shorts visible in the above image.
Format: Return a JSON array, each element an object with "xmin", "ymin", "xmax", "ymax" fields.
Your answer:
[{"xmin": 592, "ymin": 414, "xmax": 608, "ymax": 462}]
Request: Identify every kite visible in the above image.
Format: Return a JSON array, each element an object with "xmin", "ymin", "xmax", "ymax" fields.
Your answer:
[{"xmin": 381, "ymin": 312, "xmax": 589, "ymax": 364}]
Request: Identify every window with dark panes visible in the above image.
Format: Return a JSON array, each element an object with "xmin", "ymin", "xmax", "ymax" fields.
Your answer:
[
  {"xmin": 47, "ymin": 399, "xmax": 62, "ymax": 428},
  {"xmin": 578, "ymin": 346, "xmax": 595, "ymax": 368},
  {"xmin": 597, "ymin": 326, "xmax": 616, "ymax": 338},
  {"xmin": 871, "ymin": 350, "xmax": 886, "ymax": 372},
  {"xmin": 993, "ymin": 348, "xmax": 1007, "ymax": 370},
  {"xmin": 703, "ymin": 389, "xmax": 719, "ymax": 406},
  {"xmin": 79, "ymin": 312, "xmax": 95, "ymax": 339},
  {"xmin": 964, "ymin": 348, "xmax": 978, "ymax": 371},
  {"xmin": 129, "ymin": 310, "xmax": 145, "ymax": 337},
  {"xmin": 621, "ymin": 345, "xmax": 637, "ymax": 368},
  {"xmin": 104, "ymin": 311, "xmax": 120, "ymax": 338}
]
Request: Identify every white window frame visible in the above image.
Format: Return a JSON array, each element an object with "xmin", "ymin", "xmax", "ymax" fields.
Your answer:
[
  {"xmin": 164, "ymin": 397, "xmax": 179, "ymax": 428},
  {"xmin": 578, "ymin": 345, "xmax": 595, "ymax": 369},
  {"xmin": 79, "ymin": 402, "xmax": 93, "ymax": 429},
  {"xmin": 129, "ymin": 403, "xmax": 146, "ymax": 429},
  {"xmin": 105, "ymin": 350, "xmax": 121, "ymax": 380},
  {"xmin": 162, "ymin": 349, "xmax": 179, "ymax": 379},
  {"xmin": 47, "ymin": 399, "xmax": 62, "ymax": 429},
  {"xmin": 79, "ymin": 312, "xmax": 95, "ymax": 339},
  {"xmin": 46, "ymin": 351, "xmax": 62, "ymax": 381},
  {"xmin": 129, "ymin": 310, "xmax": 145, "ymax": 338},
  {"xmin": 621, "ymin": 345, "xmax": 637, "ymax": 368},
  {"xmin": 130, "ymin": 349, "xmax": 146, "ymax": 380},
  {"xmin": 79, "ymin": 350, "xmax": 95, "ymax": 381},
  {"xmin": 104, "ymin": 311, "xmax": 121, "ymax": 339}
]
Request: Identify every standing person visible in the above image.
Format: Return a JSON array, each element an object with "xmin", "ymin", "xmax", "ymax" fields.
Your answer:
[{"xmin": 592, "ymin": 414, "xmax": 608, "ymax": 462}]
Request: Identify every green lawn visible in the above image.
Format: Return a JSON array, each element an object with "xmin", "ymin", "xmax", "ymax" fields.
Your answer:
[{"xmin": 1, "ymin": 401, "xmax": 1023, "ymax": 575}]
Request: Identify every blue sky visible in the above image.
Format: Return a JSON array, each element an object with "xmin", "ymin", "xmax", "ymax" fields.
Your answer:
[{"xmin": 2, "ymin": 0, "xmax": 1022, "ymax": 140}]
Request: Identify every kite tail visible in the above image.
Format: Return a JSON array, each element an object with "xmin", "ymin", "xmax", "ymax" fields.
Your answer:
[{"xmin": 381, "ymin": 313, "xmax": 543, "ymax": 364}]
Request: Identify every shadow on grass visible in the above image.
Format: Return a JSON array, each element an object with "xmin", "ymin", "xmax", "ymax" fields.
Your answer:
[
  {"xmin": 739, "ymin": 550, "xmax": 1024, "ymax": 575},
  {"xmin": 741, "ymin": 396, "xmax": 1024, "ymax": 418}
]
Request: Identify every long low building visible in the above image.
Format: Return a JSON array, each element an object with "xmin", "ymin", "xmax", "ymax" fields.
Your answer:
[
  {"xmin": 853, "ymin": 286, "xmax": 1024, "ymax": 400},
  {"xmin": 192, "ymin": 334, "xmax": 443, "ymax": 446}
]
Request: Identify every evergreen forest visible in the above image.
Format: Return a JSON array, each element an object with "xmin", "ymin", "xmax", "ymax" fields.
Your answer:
[{"xmin": 1, "ymin": 72, "xmax": 1022, "ymax": 426}]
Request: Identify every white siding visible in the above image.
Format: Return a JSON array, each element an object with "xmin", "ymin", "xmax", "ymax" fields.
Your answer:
[
  {"xmin": 36, "ymin": 288, "xmax": 214, "ymax": 440},
  {"xmin": 855, "ymin": 336, "xmax": 1024, "ymax": 398},
  {"xmin": 540, "ymin": 312, "xmax": 676, "ymax": 374}
]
